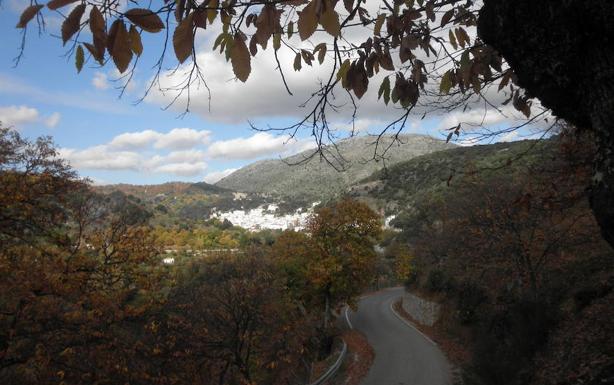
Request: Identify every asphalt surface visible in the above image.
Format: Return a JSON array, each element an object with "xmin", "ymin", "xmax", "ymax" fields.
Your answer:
[{"xmin": 346, "ymin": 287, "xmax": 451, "ymax": 385}]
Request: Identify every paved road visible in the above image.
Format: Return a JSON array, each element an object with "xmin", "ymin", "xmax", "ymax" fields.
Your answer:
[{"xmin": 345, "ymin": 287, "xmax": 451, "ymax": 385}]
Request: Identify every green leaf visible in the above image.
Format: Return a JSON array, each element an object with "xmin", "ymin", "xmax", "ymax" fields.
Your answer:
[
  {"xmin": 207, "ymin": 0, "xmax": 219, "ymax": 24},
  {"xmin": 287, "ymin": 21, "xmax": 294, "ymax": 39},
  {"xmin": 440, "ymin": 71, "xmax": 452, "ymax": 94},
  {"xmin": 336, "ymin": 59, "xmax": 350, "ymax": 81},
  {"xmin": 75, "ymin": 45, "xmax": 84, "ymax": 73},
  {"xmin": 378, "ymin": 77, "xmax": 391, "ymax": 105}
]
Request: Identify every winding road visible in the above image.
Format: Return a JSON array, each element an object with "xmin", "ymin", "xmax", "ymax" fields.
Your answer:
[{"xmin": 345, "ymin": 287, "xmax": 452, "ymax": 385}]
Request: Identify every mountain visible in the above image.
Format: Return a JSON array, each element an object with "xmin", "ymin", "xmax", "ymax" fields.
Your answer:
[
  {"xmin": 94, "ymin": 181, "xmax": 229, "ymax": 198},
  {"xmin": 347, "ymin": 138, "xmax": 553, "ymax": 222},
  {"xmin": 215, "ymin": 134, "xmax": 455, "ymax": 204},
  {"xmin": 93, "ymin": 181, "xmax": 269, "ymax": 226}
]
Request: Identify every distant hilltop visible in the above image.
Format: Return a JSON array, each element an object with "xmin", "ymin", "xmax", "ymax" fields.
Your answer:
[{"xmin": 215, "ymin": 134, "xmax": 455, "ymax": 204}]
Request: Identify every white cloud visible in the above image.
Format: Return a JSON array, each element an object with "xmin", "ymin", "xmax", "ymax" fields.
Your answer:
[
  {"xmin": 109, "ymin": 129, "xmax": 161, "ymax": 149},
  {"xmin": 44, "ymin": 112, "xmax": 61, "ymax": 128},
  {"xmin": 437, "ymin": 106, "xmax": 518, "ymax": 131},
  {"xmin": 153, "ymin": 162, "xmax": 207, "ymax": 176},
  {"xmin": 108, "ymin": 128, "xmax": 211, "ymax": 150},
  {"xmin": 154, "ymin": 127, "xmax": 212, "ymax": 150},
  {"xmin": 0, "ymin": 105, "xmax": 39, "ymax": 127},
  {"xmin": 60, "ymin": 144, "xmax": 210, "ymax": 177},
  {"xmin": 155, "ymin": 150, "xmax": 207, "ymax": 164},
  {"xmin": 146, "ymin": 24, "xmax": 400, "ymax": 125},
  {"xmin": 207, "ymin": 132, "xmax": 298, "ymax": 160},
  {"xmin": 0, "ymin": 105, "xmax": 62, "ymax": 129},
  {"xmin": 60, "ymin": 130, "xmax": 213, "ymax": 178},
  {"xmin": 59, "ymin": 146, "xmax": 142, "ymax": 171},
  {"xmin": 203, "ymin": 168, "xmax": 238, "ymax": 184},
  {"xmin": 92, "ymin": 72, "xmax": 110, "ymax": 90}
]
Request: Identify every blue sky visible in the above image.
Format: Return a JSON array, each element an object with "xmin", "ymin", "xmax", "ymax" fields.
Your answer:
[{"xmin": 0, "ymin": 1, "xmax": 546, "ymax": 185}]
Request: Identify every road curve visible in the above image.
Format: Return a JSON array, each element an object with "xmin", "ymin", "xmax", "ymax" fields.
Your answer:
[{"xmin": 346, "ymin": 287, "xmax": 451, "ymax": 385}]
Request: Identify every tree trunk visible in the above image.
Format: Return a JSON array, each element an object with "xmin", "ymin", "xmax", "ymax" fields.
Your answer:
[
  {"xmin": 478, "ymin": 0, "xmax": 614, "ymax": 249},
  {"xmin": 586, "ymin": 49, "xmax": 614, "ymax": 247}
]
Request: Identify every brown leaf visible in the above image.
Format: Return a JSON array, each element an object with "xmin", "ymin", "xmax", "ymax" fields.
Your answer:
[
  {"xmin": 425, "ymin": 1, "xmax": 435, "ymax": 22},
  {"xmin": 373, "ymin": 14, "xmax": 385, "ymax": 37},
  {"xmin": 314, "ymin": 42, "xmax": 327, "ymax": 64},
  {"xmin": 110, "ymin": 21, "xmax": 133, "ymax": 73},
  {"xmin": 350, "ymin": 63, "xmax": 368, "ymax": 98},
  {"xmin": 175, "ymin": 0, "xmax": 186, "ymax": 22},
  {"xmin": 16, "ymin": 5, "xmax": 44, "ymax": 28},
  {"xmin": 301, "ymin": 49, "xmax": 314, "ymax": 66},
  {"xmin": 249, "ymin": 34, "xmax": 258, "ymax": 56},
  {"xmin": 320, "ymin": 6, "xmax": 340, "ymax": 37},
  {"xmin": 255, "ymin": 4, "xmax": 281, "ymax": 46},
  {"xmin": 107, "ymin": 19, "xmax": 120, "ymax": 54},
  {"xmin": 173, "ymin": 13, "xmax": 194, "ymax": 63},
  {"xmin": 61, "ymin": 4, "xmax": 86, "ymax": 45},
  {"xmin": 193, "ymin": 10, "xmax": 207, "ymax": 29},
  {"xmin": 47, "ymin": 0, "xmax": 78, "ymax": 10},
  {"xmin": 440, "ymin": 9, "xmax": 454, "ymax": 27},
  {"xmin": 294, "ymin": 52, "xmax": 302, "ymax": 71},
  {"xmin": 129, "ymin": 25, "xmax": 143, "ymax": 56},
  {"xmin": 84, "ymin": 42, "xmax": 103, "ymax": 65},
  {"xmin": 343, "ymin": 0, "xmax": 354, "ymax": 13},
  {"xmin": 297, "ymin": 1, "xmax": 318, "ymax": 41},
  {"xmin": 448, "ymin": 29, "xmax": 458, "ymax": 50},
  {"xmin": 378, "ymin": 50, "xmax": 394, "ymax": 71},
  {"xmin": 230, "ymin": 33, "xmax": 251, "ymax": 82},
  {"xmin": 89, "ymin": 6, "xmax": 106, "ymax": 55},
  {"xmin": 125, "ymin": 8, "xmax": 165, "ymax": 33},
  {"xmin": 399, "ymin": 36, "xmax": 417, "ymax": 63}
]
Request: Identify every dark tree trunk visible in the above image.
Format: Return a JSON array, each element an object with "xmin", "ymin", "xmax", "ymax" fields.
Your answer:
[{"xmin": 478, "ymin": 0, "xmax": 614, "ymax": 248}]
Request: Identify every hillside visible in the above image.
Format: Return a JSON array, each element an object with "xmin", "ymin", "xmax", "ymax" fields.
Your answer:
[
  {"xmin": 215, "ymin": 134, "xmax": 455, "ymax": 204},
  {"xmin": 93, "ymin": 181, "xmax": 270, "ymax": 226},
  {"xmin": 364, "ymin": 135, "xmax": 614, "ymax": 385},
  {"xmin": 348, "ymin": 139, "xmax": 551, "ymax": 220}
]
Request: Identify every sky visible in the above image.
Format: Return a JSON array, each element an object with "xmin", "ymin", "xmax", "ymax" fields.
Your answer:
[{"xmin": 0, "ymin": 1, "xmax": 548, "ymax": 185}]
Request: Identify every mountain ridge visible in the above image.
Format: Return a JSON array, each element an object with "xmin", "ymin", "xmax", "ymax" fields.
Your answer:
[{"xmin": 215, "ymin": 134, "xmax": 456, "ymax": 203}]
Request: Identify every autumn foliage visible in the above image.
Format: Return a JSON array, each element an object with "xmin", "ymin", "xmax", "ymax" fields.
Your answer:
[
  {"xmin": 1, "ymin": 127, "xmax": 388, "ymax": 384},
  {"xmin": 394, "ymin": 133, "xmax": 614, "ymax": 385},
  {"xmin": 273, "ymin": 199, "xmax": 381, "ymax": 327}
]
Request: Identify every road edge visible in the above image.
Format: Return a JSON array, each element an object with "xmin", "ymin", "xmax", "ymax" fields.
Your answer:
[
  {"xmin": 308, "ymin": 341, "xmax": 348, "ymax": 385},
  {"xmin": 389, "ymin": 298, "xmax": 438, "ymax": 347}
]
